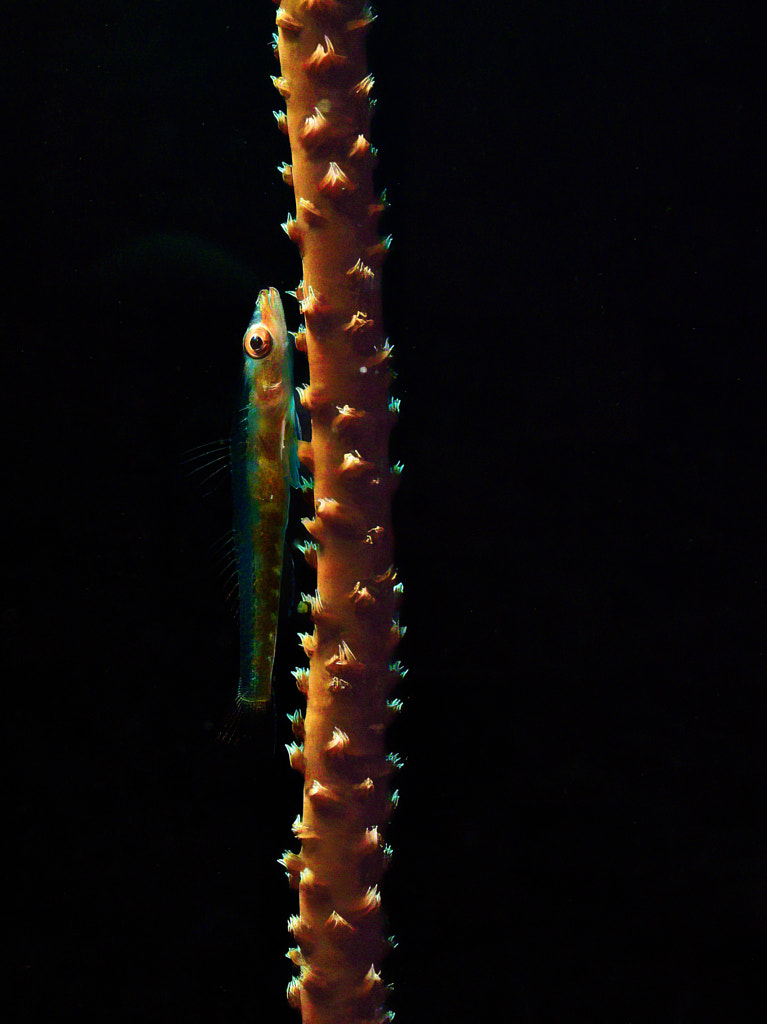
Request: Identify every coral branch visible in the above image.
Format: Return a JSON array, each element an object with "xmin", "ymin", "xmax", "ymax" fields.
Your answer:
[{"xmin": 274, "ymin": 2, "xmax": 397, "ymax": 1022}]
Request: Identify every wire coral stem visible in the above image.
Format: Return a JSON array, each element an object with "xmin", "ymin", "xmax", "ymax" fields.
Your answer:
[{"xmin": 274, "ymin": 2, "xmax": 397, "ymax": 1021}]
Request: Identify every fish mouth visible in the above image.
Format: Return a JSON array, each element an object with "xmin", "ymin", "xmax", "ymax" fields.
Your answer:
[
  {"xmin": 247, "ymin": 286, "xmax": 286, "ymax": 354},
  {"xmin": 256, "ymin": 286, "xmax": 285, "ymax": 326}
]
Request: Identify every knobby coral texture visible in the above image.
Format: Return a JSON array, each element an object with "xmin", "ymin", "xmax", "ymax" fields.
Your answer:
[{"xmin": 272, "ymin": 3, "xmax": 401, "ymax": 1022}]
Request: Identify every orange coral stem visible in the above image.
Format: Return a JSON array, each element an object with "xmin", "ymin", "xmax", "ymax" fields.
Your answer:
[{"xmin": 274, "ymin": 2, "xmax": 397, "ymax": 1022}]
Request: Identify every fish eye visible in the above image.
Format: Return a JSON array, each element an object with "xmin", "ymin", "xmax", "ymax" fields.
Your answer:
[{"xmin": 243, "ymin": 325, "xmax": 274, "ymax": 359}]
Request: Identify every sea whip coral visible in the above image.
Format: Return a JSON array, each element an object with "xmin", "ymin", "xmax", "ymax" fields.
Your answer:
[{"xmin": 272, "ymin": 3, "xmax": 400, "ymax": 1022}]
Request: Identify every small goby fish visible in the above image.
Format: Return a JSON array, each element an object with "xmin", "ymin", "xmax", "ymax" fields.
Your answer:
[{"xmin": 231, "ymin": 286, "xmax": 299, "ymax": 713}]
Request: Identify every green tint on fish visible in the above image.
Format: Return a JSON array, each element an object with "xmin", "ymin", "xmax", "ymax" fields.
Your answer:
[{"xmin": 231, "ymin": 287, "xmax": 299, "ymax": 712}]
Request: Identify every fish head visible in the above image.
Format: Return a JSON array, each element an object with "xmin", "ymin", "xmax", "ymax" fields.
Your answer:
[{"xmin": 242, "ymin": 286, "xmax": 291, "ymax": 408}]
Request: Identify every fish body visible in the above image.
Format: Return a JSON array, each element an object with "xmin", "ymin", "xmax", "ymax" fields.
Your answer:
[{"xmin": 231, "ymin": 286, "xmax": 299, "ymax": 711}]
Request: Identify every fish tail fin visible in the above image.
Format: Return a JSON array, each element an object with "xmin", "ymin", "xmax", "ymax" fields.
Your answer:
[{"xmin": 217, "ymin": 693, "xmax": 273, "ymax": 746}]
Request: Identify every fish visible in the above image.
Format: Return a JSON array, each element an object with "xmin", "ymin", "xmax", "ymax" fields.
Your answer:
[{"xmin": 230, "ymin": 286, "xmax": 299, "ymax": 717}]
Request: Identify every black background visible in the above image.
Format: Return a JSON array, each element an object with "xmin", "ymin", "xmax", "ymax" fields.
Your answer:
[{"xmin": 4, "ymin": 2, "xmax": 765, "ymax": 1021}]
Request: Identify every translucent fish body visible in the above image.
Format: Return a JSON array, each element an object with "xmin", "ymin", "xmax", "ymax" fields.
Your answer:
[{"xmin": 231, "ymin": 286, "xmax": 299, "ymax": 710}]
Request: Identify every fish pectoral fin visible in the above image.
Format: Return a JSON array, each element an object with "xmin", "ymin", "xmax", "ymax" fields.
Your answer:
[{"xmin": 288, "ymin": 398, "xmax": 301, "ymax": 487}]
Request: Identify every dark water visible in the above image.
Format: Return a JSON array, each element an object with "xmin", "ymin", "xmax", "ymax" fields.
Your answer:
[{"xmin": 4, "ymin": 3, "xmax": 765, "ymax": 1021}]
